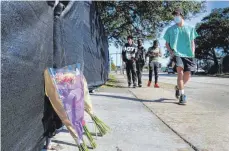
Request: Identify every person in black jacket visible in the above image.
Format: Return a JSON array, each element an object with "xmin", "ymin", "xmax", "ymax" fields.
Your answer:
[
  {"xmin": 135, "ymin": 39, "xmax": 146, "ymax": 87},
  {"xmin": 122, "ymin": 35, "xmax": 137, "ymax": 88}
]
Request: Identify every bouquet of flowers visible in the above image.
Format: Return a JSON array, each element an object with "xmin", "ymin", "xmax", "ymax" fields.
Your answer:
[
  {"xmin": 44, "ymin": 64, "xmax": 88, "ymax": 151},
  {"xmin": 44, "ymin": 63, "xmax": 110, "ymax": 150}
]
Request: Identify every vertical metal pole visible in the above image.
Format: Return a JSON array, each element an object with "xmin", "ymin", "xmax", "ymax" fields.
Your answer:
[
  {"xmin": 109, "ymin": 55, "xmax": 111, "ymax": 73},
  {"xmin": 116, "ymin": 51, "xmax": 118, "ymax": 73},
  {"xmin": 120, "ymin": 46, "xmax": 122, "ymax": 74},
  {"xmin": 110, "ymin": 55, "xmax": 113, "ymax": 73}
]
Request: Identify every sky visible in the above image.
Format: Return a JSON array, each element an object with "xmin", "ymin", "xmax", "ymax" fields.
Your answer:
[{"xmin": 109, "ymin": 1, "xmax": 229, "ymax": 67}]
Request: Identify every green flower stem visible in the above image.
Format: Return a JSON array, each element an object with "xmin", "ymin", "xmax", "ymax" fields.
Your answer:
[
  {"xmin": 90, "ymin": 114, "xmax": 111, "ymax": 136},
  {"xmin": 83, "ymin": 125, "xmax": 97, "ymax": 149},
  {"xmin": 78, "ymin": 141, "xmax": 88, "ymax": 151}
]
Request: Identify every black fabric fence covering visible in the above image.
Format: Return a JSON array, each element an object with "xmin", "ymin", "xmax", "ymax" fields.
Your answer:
[
  {"xmin": 1, "ymin": 1, "xmax": 109, "ymax": 151},
  {"xmin": 54, "ymin": 1, "xmax": 109, "ymax": 88}
]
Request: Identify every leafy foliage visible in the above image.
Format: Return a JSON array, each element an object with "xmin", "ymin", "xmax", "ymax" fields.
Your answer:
[
  {"xmin": 195, "ymin": 7, "xmax": 229, "ymax": 72},
  {"xmin": 96, "ymin": 1, "xmax": 206, "ymax": 47}
]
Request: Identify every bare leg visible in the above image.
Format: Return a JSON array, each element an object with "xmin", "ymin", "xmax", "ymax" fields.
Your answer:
[
  {"xmin": 183, "ymin": 71, "xmax": 191, "ymax": 85},
  {"xmin": 177, "ymin": 67, "xmax": 184, "ymax": 90}
]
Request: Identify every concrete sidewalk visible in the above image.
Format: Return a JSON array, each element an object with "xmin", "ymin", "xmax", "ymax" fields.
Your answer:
[
  {"xmin": 46, "ymin": 85, "xmax": 193, "ymax": 151},
  {"xmin": 116, "ymin": 73, "xmax": 229, "ymax": 151}
]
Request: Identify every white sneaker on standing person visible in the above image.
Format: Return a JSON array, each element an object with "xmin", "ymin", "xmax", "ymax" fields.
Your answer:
[{"xmin": 163, "ymin": 8, "xmax": 199, "ymax": 105}]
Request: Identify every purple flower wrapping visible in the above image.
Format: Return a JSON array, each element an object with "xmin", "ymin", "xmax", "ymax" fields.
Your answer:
[{"xmin": 49, "ymin": 67, "xmax": 84, "ymax": 142}]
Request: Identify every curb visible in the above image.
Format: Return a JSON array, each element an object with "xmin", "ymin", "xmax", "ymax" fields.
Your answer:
[
  {"xmin": 129, "ymin": 90, "xmax": 200, "ymax": 151},
  {"xmin": 112, "ymin": 74, "xmax": 199, "ymax": 151}
]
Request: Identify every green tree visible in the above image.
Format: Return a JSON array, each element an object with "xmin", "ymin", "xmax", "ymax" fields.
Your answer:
[
  {"xmin": 96, "ymin": 1, "xmax": 206, "ymax": 47},
  {"xmin": 195, "ymin": 7, "xmax": 229, "ymax": 73}
]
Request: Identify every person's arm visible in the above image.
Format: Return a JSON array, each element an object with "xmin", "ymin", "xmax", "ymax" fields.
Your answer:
[
  {"xmin": 191, "ymin": 40, "xmax": 195, "ymax": 55},
  {"xmin": 158, "ymin": 48, "xmax": 162, "ymax": 57},
  {"xmin": 145, "ymin": 48, "xmax": 150, "ymax": 59},
  {"xmin": 165, "ymin": 42, "xmax": 174, "ymax": 56},
  {"xmin": 132, "ymin": 46, "xmax": 138, "ymax": 61},
  {"xmin": 143, "ymin": 48, "xmax": 147, "ymax": 61},
  {"xmin": 135, "ymin": 47, "xmax": 139, "ymax": 61},
  {"xmin": 142, "ymin": 48, "xmax": 146, "ymax": 64},
  {"xmin": 122, "ymin": 45, "xmax": 126, "ymax": 62},
  {"xmin": 163, "ymin": 28, "xmax": 174, "ymax": 56},
  {"xmin": 190, "ymin": 28, "xmax": 199, "ymax": 56},
  {"xmin": 145, "ymin": 48, "xmax": 150, "ymax": 64}
]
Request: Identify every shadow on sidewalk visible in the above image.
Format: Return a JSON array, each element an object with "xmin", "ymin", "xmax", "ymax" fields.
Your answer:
[
  {"xmin": 92, "ymin": 93, "xmax": 145, "ymax": 102},
  {"xmin": 52, "ymin": 140, "xmax": 77, "ymax": 147},
  {"xmin": 56, "ymin": 129, "xmax": 69, "ymax": 134},
  {"xmin": 51, "ymin": 140, "xmax": 94, "ymax": 149},
  {"xmin": 92, "ymin": 94, "xmax": 177, "ymax": 104},
  {"xmin": 149, "ymin": 98, "xmax": 178, "ymax": 104}
]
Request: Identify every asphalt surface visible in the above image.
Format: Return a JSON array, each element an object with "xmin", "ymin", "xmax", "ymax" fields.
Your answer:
[{"xmin": 143, "ymin": 72, "xmax": 229, "ymax": 110}]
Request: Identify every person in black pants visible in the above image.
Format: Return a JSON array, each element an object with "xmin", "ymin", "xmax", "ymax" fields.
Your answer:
[
  {"xmin": 122, "ymin": 35, "xmax": 137, "ymax": 88},
  {"xmin": 135, "ymin": 39, "xmax": 146, "ymax": 87},
  {"xmin": 42, "ymin": 95, "xmax": 63, "ymax": 150},
  {"xmin": 146, "ymin": 40, "xmax": 162, "ymax": 88}
]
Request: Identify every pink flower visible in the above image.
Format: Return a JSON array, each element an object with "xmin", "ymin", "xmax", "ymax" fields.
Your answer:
[
  {"xmin": 82, "ymin": 119, "xmax": 86, "ymax": 126},
  {"xmin": 55, "ymin": 72, "xmax": 75, "ymax": 84}
]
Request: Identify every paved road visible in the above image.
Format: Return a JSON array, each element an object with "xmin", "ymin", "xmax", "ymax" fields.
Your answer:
[{"xmin": 142, "ymin": 72, "xmax": 229, "ymax": 110}]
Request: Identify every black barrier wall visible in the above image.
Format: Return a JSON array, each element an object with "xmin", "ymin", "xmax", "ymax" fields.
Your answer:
[
  {"xmin": 1, "ymin": 1, "xmax": 109, "ymax": 151},
  {"xmin": 53, "ymin": 1, "xmax": 109, "ymax": 88}
]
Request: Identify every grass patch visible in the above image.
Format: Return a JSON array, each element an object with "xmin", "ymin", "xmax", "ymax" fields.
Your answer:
[
  {"xmin": 101, "ymin": 74, "xmax": 124, "ymax": 88},
  {"xmin": 102, "ymin": 74, "xmax": 177, "ymax": 89},
  {"xmin": 107, "ymin": 74, "xmax": 116, "ymax": 83}
]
